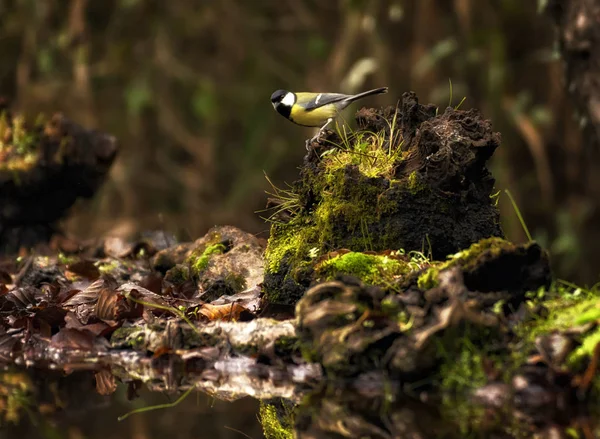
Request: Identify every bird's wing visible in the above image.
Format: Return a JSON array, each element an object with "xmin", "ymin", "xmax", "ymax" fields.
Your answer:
[{"xmin": 296, "ymin": 92, "xmax": 350, "ymax": 111}]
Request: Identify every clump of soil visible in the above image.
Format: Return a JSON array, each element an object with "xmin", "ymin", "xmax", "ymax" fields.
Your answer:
[{"xmin": 263, "ymin": 91, "xmax": 503, "ymax": 305}]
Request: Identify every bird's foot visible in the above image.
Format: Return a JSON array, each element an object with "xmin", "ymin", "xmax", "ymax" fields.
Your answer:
[{"xmin": 306, "ymin": 131, "xmax": 322, "ymax": 151}]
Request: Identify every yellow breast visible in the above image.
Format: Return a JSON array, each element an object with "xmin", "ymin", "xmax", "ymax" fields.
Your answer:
[{"xmin": 290, "ymin": 104, "xmax": 338, "ymax": 127}]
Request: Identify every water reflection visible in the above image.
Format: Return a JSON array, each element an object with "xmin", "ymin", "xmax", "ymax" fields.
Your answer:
[{"xmin": 2, "ymin": 366, "xmax": 598, "ymax": 439}]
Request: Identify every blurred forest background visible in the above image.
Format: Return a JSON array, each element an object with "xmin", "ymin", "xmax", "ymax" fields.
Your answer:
[{"xmin": 0, "ymin": 0, "xmax": 598, "ymax": 285}]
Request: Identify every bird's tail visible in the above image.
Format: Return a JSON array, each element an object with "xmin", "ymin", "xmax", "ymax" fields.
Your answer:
[{"xmin": 345, "ymin": 87, "xmax": 388, "ymax": 103}]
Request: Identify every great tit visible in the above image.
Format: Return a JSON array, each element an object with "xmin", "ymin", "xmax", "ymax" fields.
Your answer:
[{"xmin": 270, "ymin": 87, "xmax": 388, "ymax": 147}]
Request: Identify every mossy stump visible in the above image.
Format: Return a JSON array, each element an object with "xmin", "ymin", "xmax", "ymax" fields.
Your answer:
[
  {"xmin": 264, "ymin": 92, "xmax": 503, "ymax": 305},
  {"xmin": 0, "ymin": 100, "xmax": 118, "ymax": 253}
]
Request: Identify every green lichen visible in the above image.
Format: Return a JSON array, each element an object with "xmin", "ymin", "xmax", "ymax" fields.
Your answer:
[
  {"xmin": 187, "ymin": 243, "xmax": 226, "ymax": 276},
  {"xmin": 259, "ymin": 402, "xmax": 294, "ymax": 439},
  {"xmin": 315, "ymin": 252, "xmax": 410, "ymax": 286}
]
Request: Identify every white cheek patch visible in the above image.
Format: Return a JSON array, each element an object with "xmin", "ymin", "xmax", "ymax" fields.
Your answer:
[{"xmin": 281, "ymin": 92, "xmax": 296, "ymax": 107}]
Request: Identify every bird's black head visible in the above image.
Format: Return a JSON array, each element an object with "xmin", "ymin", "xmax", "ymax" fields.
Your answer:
[
  {"xmin": 271, "ymin": 89, "xmax": 288, "ymax": 104},
  {"xmin": 271, "ymin": 89, "xmax": 294, "ymax": 119}
]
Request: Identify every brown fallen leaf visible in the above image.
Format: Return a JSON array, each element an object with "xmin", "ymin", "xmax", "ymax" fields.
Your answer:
[
  {"xmin": 0, "ymin": 270, "xmax": 12, "ymax": 285},
  {"xmin": 210, "ymin": 285, "xmax": 262, "ymax": 313},
  {"xmin": 95, "ymin": 369, "xmax": 117, "ymax": 396},
  {"xmin": 62, "ymin": 277, "xmax": 110, "ymax": 306},
  {"xmin": 50, "ymin": 328, "xmax": 95, "ymax": 350},
  {"xmin": 197, "ymin": 302, "xmax": 247, "ymax": 321},
  {"xmin": 103, "ymin": 237, "xmax": 135, "ymax": 259},
  {"xmin": 64, "ymin": 312, "xmax": 111, "ymax": 336},
  {"xmin": 65, "ymin": 260, "xmax": 101, "ymax": 281},
  {"xmin": 95, "ymin": 288, "xmax": 119, "ymax": 323}
]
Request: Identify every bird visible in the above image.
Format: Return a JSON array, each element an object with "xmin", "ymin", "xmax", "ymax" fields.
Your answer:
[{"xmin": 270, "ymin": 87, "xmax": 388, "ymax": 149}]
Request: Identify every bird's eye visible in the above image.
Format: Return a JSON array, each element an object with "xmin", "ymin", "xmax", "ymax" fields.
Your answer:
[{"xmin": 271, "ymin": 90, "xmax": 286, "ymax": 103}]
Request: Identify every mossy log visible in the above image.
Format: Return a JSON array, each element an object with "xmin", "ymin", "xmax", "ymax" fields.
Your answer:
[
  {"xmin": 295, "ymin": 238, "xmax": 551, "ymax": 379},
  {"xmin": 264, "ymin": 91, "xmax": 503, "ymax": 305}
]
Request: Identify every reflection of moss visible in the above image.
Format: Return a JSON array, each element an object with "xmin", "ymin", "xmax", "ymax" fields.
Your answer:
[
  {"xmin": 259, "ymin": 401, "xmax": 294, "ymax": 439},
  {"xmin": 110, "ymin": 326, "xmax": 147, "ymax": 350},
  {"xmin": 0, "ymin": 372, "xmax": 34, "ymax": 424},
  {"xmin": 316, "ymin": 252, "xmax": 410, "ymax": 286},
  {"xmin": 0, "ymin": 112, "xmax": 42, "ymax": 172},
  {"xmin": 187, "ymin": 243, "xmax": 226, "ymax": 277}
]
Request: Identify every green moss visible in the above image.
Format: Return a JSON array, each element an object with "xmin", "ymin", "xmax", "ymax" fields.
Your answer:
[
  {"xmin": 265, "ymin": 223, "xmax": 316, "ymax": 274},
  {"xmin": 436, "ymin": 325, "xmax": 507, "ymax": 401},
  {"xmin": 264, "ymin": 127, "xmax": 408, "ymax": 280},
  {"xmin": 407, "ymin": 171, "xmax": 427, "ymax": 194},
  {"xmin": 187, "ymin": 243, "xmax": 226, "ymax": 276},
  {"xmin": 0, "ymin": 372, "xmax": 34, "ymax": 424},
  {"xmin": 0, "ymin": 112, "xmax": 42, "ymax": 172},
  {"xmin": 259, "ymin": 402, "xmax": 294, "ymax": 439},
  {"xmin": 437, "ymin": 336, "xmax": 488, "ymax": 393},
  {"xmin": 57, "ymin": 253, "xmax": 78, "ymax": 265},
  {"xmin": 320, "ymin": 129, "xmax": 403, "ymax": 179},
  {"xmin": 416, "ymin": 237, "xmax": 514, "ymax": 290},
  {"xmin": 110, "ymin": 326, "xmax": 147, "ymax": 350},
  {"xmin": 96, "ymin": 259, "xmax": 120, "ymax": 274},
  {"xmin": 274, "ymin": 336, "xmax": 301, "ymax": 358},
  {"xmin": 517, "ymin": 287, "xmax": 600, "ymax": 366},
  {"xmin": 570, "ymin": 326, "xmax": 600, "ymax": 366},
  {"xmin": 315, "ymin": 252, "xmax": 410, "ymax": 286},
  {"xmin": 164, "ymin": 264, "xmax": 190, "ymax": 284},
  {"xmin": 417, "ymin": 267, "xmax": 439, "ymax": 290}
]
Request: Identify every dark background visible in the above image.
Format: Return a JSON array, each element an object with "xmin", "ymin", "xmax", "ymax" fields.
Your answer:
[{"xmin": 0, "ymin": 1, "xmax": 596, "ymax": 281}]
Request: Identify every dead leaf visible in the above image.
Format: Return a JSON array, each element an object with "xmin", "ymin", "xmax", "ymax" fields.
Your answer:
[
  {"xmin": 95, "ymin": 289, "xmax": 118, "ymax": 323},
  {"xmin": 210, "ymin": 285, "xmax": 262, "ymax": 313},
  {"xmin": 197, "ymin": 302, "xmax": 247, "ymax": 321},
  {"xmin": 65, "ymin": 260, "xmax": 100, "ymax": 280},
  {"xmin": 0, "ymin": 270, "xmax": 12, "ymax": 285},
  {"xmin": 62, "ymin": 278, "xmax": 107, "ymax": 306},
  {"xmin": 95, "ymin": 369, "xmax": 117, "ymax": 395},
  {"xmin": 138, "ymin": 272, "xmax": 163, "ymax": 295},
  {"xmin": 6, "ymin": 286, "xmax": 40, "ymax": 309},
  {"xmin": 64, "ymin": 312, "xmax": 111, "ymax": 336},
  {"xmin": 104, "ymin": 237, "xmax": 135, "ymax": 259},
  {"xmin": 50, "ymin": 328, "xmax": 95, "ymax": 350}
]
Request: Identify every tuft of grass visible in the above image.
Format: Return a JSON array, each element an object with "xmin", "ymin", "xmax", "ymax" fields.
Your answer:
[{"xmin": 259, "ymin": 172, "xmax": 301, "ymax": 225}]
